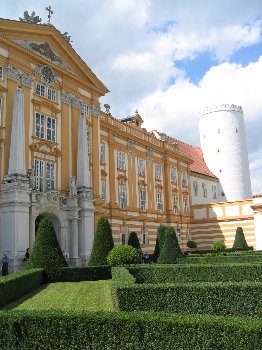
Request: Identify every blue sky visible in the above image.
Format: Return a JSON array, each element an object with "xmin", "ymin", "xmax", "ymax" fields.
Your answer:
[{"xmin": 1, "ymin": 0, "xmax": 262, "ymax": 193}]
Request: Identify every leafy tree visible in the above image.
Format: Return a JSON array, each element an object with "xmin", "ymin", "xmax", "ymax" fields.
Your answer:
[
  {"xmin": 158, "ymin": 226, "xmax": 182, "ymax": 264},
  {"xmin": 153, "ymin": 224, "xmax": 167, "ymax": 262},
  {"xmin": 233, "ymin": 226, "xmax": 249, "ymax": 250},
  {"xmin": 27, "ymin": 218, "xmax": 68, "ymax": 269},
  {"xmin": 211, "ymin": 240, "xmax": 226, "ymax": 251},
  {"xmin": 107, "ymin": 245, "xmax": 139, "ymax": 266},
  {"xmin": 88, "ymin": 216, "xmax": 114, "ymax": 266},
  {"xmin": 187, "ymin": 240, "xmax": 197, "ymax": 249},
  {"xmin": 128, "ymin": 232, "xmax": 140, "ymax": 249}
]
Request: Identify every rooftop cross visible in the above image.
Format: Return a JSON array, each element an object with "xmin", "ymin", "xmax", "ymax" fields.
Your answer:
[{"xmin": 46, "ymin": 5, "xmax": 53, "ymax": 23}]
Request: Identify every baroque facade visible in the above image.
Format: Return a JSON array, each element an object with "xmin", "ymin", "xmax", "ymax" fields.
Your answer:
[{"xmin": 0, "ymin": 18, "xmax": 261, "ymax": 271}]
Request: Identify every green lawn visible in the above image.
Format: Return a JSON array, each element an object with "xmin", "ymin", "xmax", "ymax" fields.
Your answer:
[{"xmin": 3, "ymin": 280, "xmax": 114, "ymax": 311}]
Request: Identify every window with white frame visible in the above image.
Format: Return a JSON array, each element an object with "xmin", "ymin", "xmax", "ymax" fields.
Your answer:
[
  {"xmin": 118, "ymin": 151, "xmax": 125, "ymax": 170},
  {"xmin": 176, "ymin": 229, "xmax": 181, "ymax": 242},
  {"xmin": 181, "ymin": 172, "xmax": 188, "ymax": 188},
  {"xmin": 173, "ymin": 195, "xmax": 179, "ymax": 214},
  {"xmin": 34, "ymin": 159, "xmax": 56, "ymax": 192},
  {"xmin": 47, "ymin": 87, "xmax": 56, "ymax": 102},
  {"xmin": 101, "ymin": 179, "xmax": 106, "ymax": 204},
  {"xmin": 183, "ymin": 196, "xmax": 189, "ymax": 214},
  {"xmin": 35, "ymin": 113, "xmax": 56, "ymax": 142},
  {"xmin": 155, "ymin": 164, "xmax": 161, "ymax": 180},
  {"xmin": 202, "ymin": 183, "xmax": 207, "ymax": 197},
  {"xmin": 36, "ymin": 83, "xmax": 46, "ymax": 97},
  {"xmin": 139, "ymin": 189, "xmax": 146, "ymax": 210},
  {"xmin": 121, "ymin": 227, "xmax": 128, "ymax": 245},
  {"xmin": 138, "ymin": 158, "xmax": 145, "ymax": 176},
  {"xmin": 212, "ymin": 185, "xmax": 217, "ymax": 199},
  {"xmin": 156, "ymin": 192, "xmax": 163, "ymax": 210},
  {"xmin": 171, "ymin": 167, "xmax": 177, "ymax": 183},
  {"xmin": 119, "ymin": 185, "xmax": 127, "ymax": 209},
  {"xmin": 81, "ymin": 104, "xmax": 89, "ymax": 116},
  {"xmin": 0, "ymin": 67, "xmax": 3, "ymax": 80},
  {"xmin": 100, "ymin": 143, "xmax": 105, "ymax": 163},
  {"xmin": 141, "ymin": 227, "xmax": 149, "ymax": 245},
  {"xmin": 86, "ymin": 130, "xmax": 90, "ymax": 153},
  {"xmin": 193, "ymin": 181, "xmax": 198, "ymax": 196}
]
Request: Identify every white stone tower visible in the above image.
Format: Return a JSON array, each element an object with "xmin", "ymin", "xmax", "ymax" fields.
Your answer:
[{"xmin": 198, "ymin": 104, "xmax": 252, "ymax": 202}]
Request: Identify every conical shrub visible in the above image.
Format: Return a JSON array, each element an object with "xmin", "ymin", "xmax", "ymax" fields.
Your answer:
[
  {"xmin": 233, "ymin": 226, "xmax": 249, "ymax": 250},
  {"xmin": 153, "ymin": 224, "xmax": 167, "ymax": 262},
  {"xmin": 27, "ymin": 218, "xmax": 68, "ymax": 269},
  {"xmin": 128, "ymin": 231, "xmax": 140, "ymax": 249},
  {"xmin": 88, "ymin": 216, "xmax": 114, "ymax": 266},
  {"xmin": 158, "ymin": 226, "xmax": 182, "ymax": 264}
]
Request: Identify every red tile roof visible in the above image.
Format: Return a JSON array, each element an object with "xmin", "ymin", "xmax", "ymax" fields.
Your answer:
[{"xmin": 158, "ymin": 132, "xmax": 217, "ymax": 178}]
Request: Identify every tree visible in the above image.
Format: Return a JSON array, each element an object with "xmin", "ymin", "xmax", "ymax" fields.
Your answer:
[
  {"xmin": 107, "ymin": 245, "xmax": 139, "ymax": 266},
  {"xmin": 153, "ymin": 224, "xmax": 167, "ymax": 262},
  {"xmin": 27, "ymin": 218, "xmax": 68, "ymax": 269},
  {"xmin": 128, "ymin": 232, "xmax": 140, "ymax": 249},
  {"xmin": 88, "ymin": 216, "xmax": 114, "ymax": 266},
  {"xmin": 211, "ymin": 240, "xmax": 226, "ymax": 251},
  {"xmin": 232, "ymin": 226, "xmax": 249, "ymax": 250},
  {"xmin": 158, "ymin": 226, "xmax": 182, "ymax": 264}
]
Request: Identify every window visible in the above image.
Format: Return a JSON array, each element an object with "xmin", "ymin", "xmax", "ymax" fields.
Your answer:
[
  {"xmin": 86, "ymin": 130, "xmax": 90, "ymax": 153},
  {"xmin": 138, "ymin": 158, "xmax": 145, "ymax": 176},
  {"xmin": 183, "ymin": 197, "xmax": 189, "ymax": 214},
  {"xmin": 118, "ymin": 151, "xmax": 125, "ymax": 170},
  {"xmin": 156, "ymin": 192, "xmax": 163, "ymax": 210},
  {"xmin": 173, "ymin": 195, "xmax": 179, "ymax": 214},
  {"xmin": 81, "ymin": 104, "xmax": 89, "ymax": 116},
  {"xmin": 181, "ymin": 172, "xmax": 188, "ymax": 188},
  {"xmin": 101, "ymin": 179, "xmax": 106, "ymax": 204},
  {"xmin": 171, "ymin": 167, "xmax": 177, "ymax": 183},
  {"xmin": 0, "ymin": 67, "xmax": 3, "ymax": 80},
  {"xmin": 100, "ymin": 143, "xmax": 105, "ymax": 163},
  {"xmin": 212, "ymin": 185, "xmax": 217, "ymax": 199},
  {"xmin": 193, "ymin": 181, "xmax": 198, "ymax": 196},
  {"xmin": 34, "ymin": 159, "xmax": 56, "ymax": 192},
  {"xmin": 139, "ymin": 189, "xmax": 146, "ymax": 210},
  {"xmin": 202, "ymin": 183, "xmax": 207, "ymax": 197},
  {"xmin": 35, "ymin": 113, "xmax": 56, "ymax": 142},
  {"xmin": 36, "ymin": 83, "xmax": 46, "ymax": 97},
  {"xmin": 119, "ymin": 185, "xmax": 127, "ymax": 209},
  {"xmin": 47, "ymin": 88, "xmax": 56, "ymax": 102},
  {"xmin": 141, "ymin": 227, "xmax": 149, "ymax": 245},
  {"xmin": 121, "ymin": 227, "xmax": 128, "ymax": 245},
  {"xmin": 176, "ymin": 229, "xmax": 181, "ymax": 242},
  {"xmin": 155, "ymin": 164, "xmax": 161, "ymax": 180}
]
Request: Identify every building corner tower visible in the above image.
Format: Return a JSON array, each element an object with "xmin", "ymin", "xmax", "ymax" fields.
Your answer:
[{"xmin": 198, "ymin": 104, "xmax": 252, "ymax": 202}]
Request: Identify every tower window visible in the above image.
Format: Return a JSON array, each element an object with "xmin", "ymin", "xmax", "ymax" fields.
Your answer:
[
  {"xmin": 217, "ymin": 149, "xmax": 220, "ymax": 152},
  {"xmin": 236, "ymin": 128, "xmax": 238, "ymax": 133},
  {"xmin": 218, "ymin": 129, "xmax": 220, "ymax": 133},
  {"xmin": 219, "ymin": 169, "xmax": 222, "ymax": 173}
]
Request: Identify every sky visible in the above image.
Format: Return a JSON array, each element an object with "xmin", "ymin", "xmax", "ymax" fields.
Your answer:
[{"xmin": 1, "ymin": 0, "xmax": 262, "ymax": 193}]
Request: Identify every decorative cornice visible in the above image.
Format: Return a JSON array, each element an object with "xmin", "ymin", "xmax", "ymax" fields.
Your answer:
[
  {"xmin": 32, "ymin": 98, "xmax": 60, "ymax": 114},
  {"xmin": 30, "ymin": 139, "xmax": 61, "ymax": 158},
  {"xmin": 7, "ymin": 65, "xmax": 34, "ymax": 88},
  {"xmin": 91, "ymin": 104, "xmax": 101, "ymax": 118},
  {"xmin": 198, "ymin": 104, "xmax": 243, "ymax": 119},
  {"xmin": 252, "ymin": 193, "xmax": 262, "ymax": 198},
  {"xmin": 60, "ymin": 90, "xmax": 83, "ymax": 108},
  {"xmin": 127, "ymin": 139, "xmax": 137, "ymax": 148},
  {"xmin": 146, "ymin": 146, "xmax": 154, "ymax": 154}
]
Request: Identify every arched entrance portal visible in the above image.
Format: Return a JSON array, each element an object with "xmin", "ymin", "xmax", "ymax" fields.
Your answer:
[{"xmin": 34, "ymin": 213, "xmax": 62, "ymax": 247}]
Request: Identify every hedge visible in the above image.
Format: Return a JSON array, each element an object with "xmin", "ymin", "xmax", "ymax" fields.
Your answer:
[
  {"xmin": 0, "ymin": 269, "xmax": 43, "ymax": 308},
  {"xmin": 112, "ymin": 268, "xmax": 262, "ymax": 317},
  {"xmin": 127, "ymin": 263, "xmax": 262, "ymax": 284},
  {"xmin": 178, "ymin": 254, "xmax": 262, "ymax": 264},
  {"xmin": 0, "ymin": 310, "xmax": 262, "ymax": 350},
  {"xmin": 43, "ymin": 266, "xmax": 112, "ymax": 283}
]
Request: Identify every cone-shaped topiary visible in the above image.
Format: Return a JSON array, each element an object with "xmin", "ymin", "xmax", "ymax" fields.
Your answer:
[
  {"xmin": 233, "ymin": 226, "xmax": 249, "ymax": 250},
  {"xmin": 157, "ymin": 226, "xmax": 183, "ymax": 264},
  {"xmin": 88, "ymin": 216, "xmax": 114, "ymax": 266},
  {"xmin": 153, "ymin": 224, "xmax": 167, "ymax": 261},
  {"xmin": 27, "ymin": 218, "xmax": 68, "ymax": 269},
  {"xmin": 128, "ymin": 231, "xmax": 140, "ymax": 249}
]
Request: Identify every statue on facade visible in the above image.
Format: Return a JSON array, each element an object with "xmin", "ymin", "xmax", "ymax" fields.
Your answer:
[
  {"xmin": 69, "ymin": 176, "xmax": 77, "ymax": 197},
  {"xmin": 19, "ymin": 11, "xmax": 42, "ymax": 24},
  {"xmin": 62, "ymin": 32, "xmax": 73, "ymax": 45}
]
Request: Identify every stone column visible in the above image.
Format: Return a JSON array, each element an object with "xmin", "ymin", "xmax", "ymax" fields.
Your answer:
[
  {"xmin": 71, "ymin": 217, "xmax": 79, "ymax": 258},
  {"xmin": 77, "ymin": 113, "xmax": 90, "ymax": 188},
  {"xmin": 251, "ymin": 194, "xmax": 262, "ymax": 250},
  {"xmin": 29, "ymin": 213, "xmax": 37, "ymax": 249}
]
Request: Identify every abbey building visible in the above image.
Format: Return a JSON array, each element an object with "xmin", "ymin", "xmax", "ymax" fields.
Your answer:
[{"xmin": 0, "ymin": 17, "xmax": 261, "ymax": 270}]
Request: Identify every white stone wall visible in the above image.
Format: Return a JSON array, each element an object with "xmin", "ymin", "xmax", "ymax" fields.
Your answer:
[
  {"xmin": 198, "ymin": 104, "xmax": 252, "ymax": 202},
  {"xmin": 191, "ymin": 175, "xmax": 220, "ymax": 205}
]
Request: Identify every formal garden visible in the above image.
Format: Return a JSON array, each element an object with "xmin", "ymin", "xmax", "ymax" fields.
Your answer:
[{"xmin": 1, "ymin": 218, "xmax": 262, "ymax": 349}]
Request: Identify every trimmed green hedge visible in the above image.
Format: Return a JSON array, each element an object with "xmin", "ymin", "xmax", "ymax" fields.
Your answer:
[
  {"xmin": 112, "ymin": 267, "xmax": 262, "ymax": 316},
  {"xmin": 128, "ymin": 263, "xmax": 262, "ymax": 284},
  {"xmin": 0, "ymin": 310, "xmax": 262, "ymax": 349},
  {"xmin": 43, "ymin": 266, "xmax": 112, "ymax": 283},
  {"xmin": 178, "ymin": 254, "xmax": 262, "ymax": 264},
  {"xmin": 0, "ymin": 269, "xmax": 43, "ymax": 308}
]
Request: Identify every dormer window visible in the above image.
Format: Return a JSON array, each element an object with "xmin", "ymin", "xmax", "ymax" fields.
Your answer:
[{"xmin": 36, "ymin": 83, "xmax": 56, "ymax": 102}]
